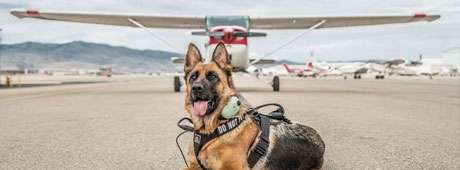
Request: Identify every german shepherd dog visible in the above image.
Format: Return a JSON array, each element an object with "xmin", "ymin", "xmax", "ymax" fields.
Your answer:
[{"xmin": 184, "ymin": 42, "xmax": 325, "ymax": 170}]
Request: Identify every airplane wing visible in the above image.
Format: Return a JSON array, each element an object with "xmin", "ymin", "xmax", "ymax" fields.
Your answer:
[
  {"xmin": 10, "ymin": 9, "xmax": 205, "ymax": 29},
  {"xmin": 250, "ymin": 13, "xmax": 440, "ymax": 29},
  {"xmin": 249, "ymin": 59, "xmax": 276, "ymax": 65},
  {"xmin": 11, "ymin": 9, "xmax": 439, "ymax": 30},
  {"xmin": 172, "ymin": 58, "xmax": 276, "ymax": 65}
]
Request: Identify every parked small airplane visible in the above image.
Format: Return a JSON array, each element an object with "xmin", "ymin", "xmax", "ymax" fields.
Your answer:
[
  {"xmin": 323, "ymin": 62, "xmax": 367, "ymax": 79},
  {"xmin": 10, "ymin": 9, "xmax": 440, "ymax": 91},
  {"xmin": 283, "ymin": 62, "xmax": 315, "ymax": 77},
  {"xmin": 313, "ymin": 62, "xmax": 343, "ymax": 77},
  {"xmin": 387, "ymin": 58, "xmax": 454, "ymax": 78},
  {"xmin": 283, "ymin": 60, "xmax": 342, "ymax": 78}
]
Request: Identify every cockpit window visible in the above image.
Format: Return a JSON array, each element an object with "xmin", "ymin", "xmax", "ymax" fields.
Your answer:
[{"xmin": 206, "ymin": 16, "xmax": 249, "ymax": 30}]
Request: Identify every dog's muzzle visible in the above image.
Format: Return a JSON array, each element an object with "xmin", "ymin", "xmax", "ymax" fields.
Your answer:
[{"xmin": 191, "ymin": 82, "xmax": 218, "ymax": 117}]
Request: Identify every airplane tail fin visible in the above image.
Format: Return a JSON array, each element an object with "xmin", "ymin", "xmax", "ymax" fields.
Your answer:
[
  {"xmin": 306, "ymin": 62, "xmax": 314, "ymax": 70},
  {"xmin": 282, "ymin": 64, "xmax": 292, "ymax": 72}
]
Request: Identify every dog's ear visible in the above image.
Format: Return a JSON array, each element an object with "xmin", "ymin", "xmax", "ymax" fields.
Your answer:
[
  {"xmin": 184, "ymin": 43, "xmax": 202, "ymax": 74},
  {"xmin": 212, "ymin": 42, "xmax": 232, "ymax": 71}
]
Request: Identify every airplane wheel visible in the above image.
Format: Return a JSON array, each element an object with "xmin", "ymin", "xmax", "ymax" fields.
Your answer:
[
  {"xmin": 354, "ymin": 75, "xmax": 359, "ymax": 79},
  {"xmin": 174, "ymin": 76, "xmax": 181, "ymax": 92},
  {"xmin": 272, "ymin": 76, "xmax": 280, "ymax": 92},
  {"xmin": 380, "ymin": 75, "xmax": 385, "ymax": 79}
]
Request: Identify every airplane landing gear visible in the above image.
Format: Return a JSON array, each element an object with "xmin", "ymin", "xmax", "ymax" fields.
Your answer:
[
  {"xmin": 272, "ymin": 76, "xmax": 280, "ymax": 92},
  {"xmin": 174, "ymin": 76, "xmax": 181, "ymax": 92},
  {"xmin": 312, "ymin": 73, "xmax": 317, "ymax": 78},
  {"xmin": 353, "ymin": 74, "xmax": 362, "ymax": 79},
  {"xmin": 375, "ymin": 75, "xmax": 385, "ymax": 79}
]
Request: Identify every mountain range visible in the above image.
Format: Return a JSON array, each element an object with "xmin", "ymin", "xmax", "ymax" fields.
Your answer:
[
  {"xmin": 0, "ymin": 41, "xmax": 305, "ymax": 73},
  {"xmin": 0, "ymin": 41, "xmax": 183, "ymax": 72}
]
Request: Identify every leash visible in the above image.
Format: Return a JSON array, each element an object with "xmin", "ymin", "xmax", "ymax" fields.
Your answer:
[
  {"xmin": 176, "ymin": 103, "xmax": 291, "ymax": 169},
  {"xmin": 176, "ymin": 117, "xmax": 194, "ymax": 167}
]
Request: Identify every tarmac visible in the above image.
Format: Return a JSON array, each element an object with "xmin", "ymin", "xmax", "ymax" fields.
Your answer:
[{"xmin": 0, "ymin": 75, "xmax": 459, "ymax": 169}]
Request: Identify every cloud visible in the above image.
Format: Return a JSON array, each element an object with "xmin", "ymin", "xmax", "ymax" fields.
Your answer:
[{"xmin": 1, "ymin": 0, "xmax": 459, "ymax": 61}]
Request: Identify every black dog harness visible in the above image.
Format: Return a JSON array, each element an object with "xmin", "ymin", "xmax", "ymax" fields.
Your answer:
[
  {"xmin": 176, "ymin": 103, "xmax": 290, "ymax": 170},
  {"xmin": 193, "ymin": 113, "xmax": 270, "ymax": 169}
]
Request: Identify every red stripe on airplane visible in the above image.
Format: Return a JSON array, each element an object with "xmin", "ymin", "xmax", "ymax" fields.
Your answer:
[
  {"xmin": 208, "ymin": 26, "xmax": 248, "ymax": 45},
  {"xmin": 413, "ymin": 12, "xmax": 427, "ymax": 18},
  {"xmin": 26, "ymin": 10, "xmax": 40, "ymax": 17},
  {"xmin": 208, "ymin": 37, "xmax": 248, "ymax": 45}
]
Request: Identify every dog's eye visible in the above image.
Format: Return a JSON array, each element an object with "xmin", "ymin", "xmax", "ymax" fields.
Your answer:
[
  {"xmin": 190, "ymin": 72, "xmax": 199, "ymax": 81},
  {"xmin": 207, "ymin": 72, "xmax": 219, "ymax": 81}
]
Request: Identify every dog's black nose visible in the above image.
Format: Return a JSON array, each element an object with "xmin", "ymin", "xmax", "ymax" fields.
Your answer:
[{"xmin": 192, "ymin": 84, "xmax": 204, "ymax": 92}]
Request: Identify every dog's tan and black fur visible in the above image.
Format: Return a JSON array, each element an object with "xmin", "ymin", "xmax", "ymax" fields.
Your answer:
[{"xmin": 184, "ymin": 42, "xmax": 325, "ymax": 170}]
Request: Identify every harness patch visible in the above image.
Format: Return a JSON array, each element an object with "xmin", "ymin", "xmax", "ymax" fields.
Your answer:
[{"xmin": 193, "ymin": 114, "xmax": 270, "ymax": 169}]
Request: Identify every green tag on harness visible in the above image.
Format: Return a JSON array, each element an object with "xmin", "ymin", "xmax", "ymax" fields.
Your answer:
[{"xmin": 221, "ymin": 96, "xmax": 240, "ymax": 119}]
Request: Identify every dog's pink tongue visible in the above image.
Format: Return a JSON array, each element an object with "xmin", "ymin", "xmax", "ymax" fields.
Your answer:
[{"xmin": 193, "ymin": 101, "xmax": 208, "ymax": 117}]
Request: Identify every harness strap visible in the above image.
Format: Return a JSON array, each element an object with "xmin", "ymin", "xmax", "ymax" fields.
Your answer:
[
  {"xmin": 247, "ymin": 114, "xmax": 270, "ymax": 168},
  {"xmin": 194, "ymin": 115, "xmax": 246, "ymax": 169},
  {"xmin": 193, "ymin": 113, "xmax": 270, "ymax": 169}
]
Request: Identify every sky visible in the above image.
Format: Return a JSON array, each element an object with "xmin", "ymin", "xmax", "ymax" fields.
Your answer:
[{"xmin": 0, "ymin": 0, "xmax": 459, "ymax": 62}]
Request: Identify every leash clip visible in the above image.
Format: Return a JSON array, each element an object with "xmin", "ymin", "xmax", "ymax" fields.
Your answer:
[{"xmin": 177, "ymin": 117, "xmax": 194, "ymax": 132}]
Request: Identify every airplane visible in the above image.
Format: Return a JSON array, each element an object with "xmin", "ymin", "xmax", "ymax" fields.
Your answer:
[
  {"xmin": 312, "ymin": 61, "xmax": 384, "ymax": 79},
  {"xmin": 366, "ymin": 63, "xmax": 387, "ymax": 79},
  {"xmin": 282, "ymin": 62, "xmax": 315, "ymax": 77},
  {"xmin": 10, "ymin": 9, "xmax": 440, "ymax": 91},
  {"xmin": 387, "ymin": 58, "xmax": 453, "ymax": 78},
  {"xmin": 302, "ymin": 55, "xmax": 344, "ymax": 77},
  {"xmin": 321, "ymin": 62, "xmax": 367, "ymax": 79},
  {"xmin": 312, "ymin": 62, "xmax": 343, "ymax": 77},
  {"xmin": 283, "ymin": 59, "xmax": 341, "ymax": 78}
]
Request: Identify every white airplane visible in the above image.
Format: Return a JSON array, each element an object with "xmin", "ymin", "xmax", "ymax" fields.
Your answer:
[
  {"xmin": 313, "ymin": 62, "xmax": 343, "ymax": 77},
  {"xmin": 314, "ymin": 61, "xmax": 387, "ymax": 79},
  {"xmin": 363, "ymin": 63, "xmax": 387, "ymax": 79},
  {"xmin": 388, "ymin": 58, "xmax": 453, "ymax": 78},
  {"xmin": 324, "ymin": 62, "xmax": 368, "ymax": 79},
  {"xmin": 10, "ymin": 9, "xmax": 440, "ymax": 91}
]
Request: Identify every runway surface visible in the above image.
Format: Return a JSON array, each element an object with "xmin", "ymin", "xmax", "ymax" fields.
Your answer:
[{"xmin": 0, "ymin": 75, "xmax": 459, "ymax": 169}]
